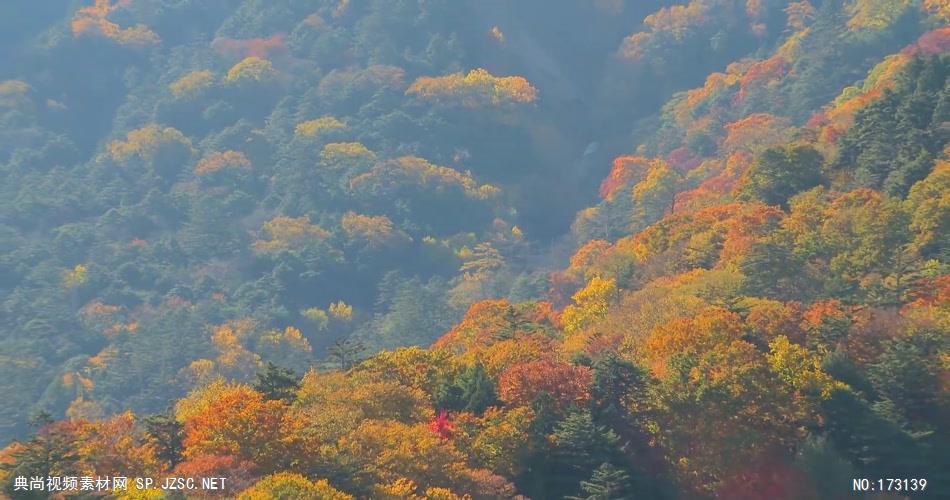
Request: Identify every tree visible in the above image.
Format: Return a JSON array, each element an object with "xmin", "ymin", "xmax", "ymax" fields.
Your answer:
[
  {"xmin": 254, "ymin": 363, "xmax": 301, "ymax": 403},
  {"xmin": 436, "ymin": 360, "xmax": 498, "ymax": 414},
  {"xmin": 1, "ymin": 417, "xmax": 80, "ymax": 498},
  {"xmin": 327, "ymin": 338, "xmax": 367, "ymax": 370},
  {"xmin": 239, "ymin": 473, "xmax": 352, "ymax": 499},
  {"xmin": 527, "ymin": 411, "xmax": 629, "ymax": 499},
  {"xmin": 407, "ymin": 68, "xmax": 538, "ymax": 107},
  {"xmin": 498, "ymin": 359, "xmax": 593, "ymax": 412},
  {"xmin": 181, "ymin": 384, "xmax": 288, "ymax": 470},
  {"xmin": 567, "ymin": 463, "xmax": 634, "ymax": 500},
  {"xmin": 144, "ymin": 411, "xmax": 184, "ymax": 468},
  {"xmin": 591, "ymin": 354, "xmax": 648, "ymax": 420},
  {"xmin": 737, "ymin": 144, "xmax": 824, "ymax": 208}
]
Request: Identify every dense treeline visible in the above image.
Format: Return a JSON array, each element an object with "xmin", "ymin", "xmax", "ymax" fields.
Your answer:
[{"xmin": 1, "ymin": 0, "xmax": 948, "ymax": 498}]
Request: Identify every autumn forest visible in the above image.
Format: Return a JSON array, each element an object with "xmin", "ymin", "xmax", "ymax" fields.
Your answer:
[{"xmin": 0, "ymin": 0, "xmax": 948, "ymax": 498}]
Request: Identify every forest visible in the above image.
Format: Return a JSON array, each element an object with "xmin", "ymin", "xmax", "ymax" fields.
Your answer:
[{"xmin": 0, "ymin": 0, "xmax": 947, "ymax": 498}]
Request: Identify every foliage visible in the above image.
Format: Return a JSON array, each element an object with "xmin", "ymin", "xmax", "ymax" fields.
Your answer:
[{"xmin": 407, "ymin": 69, "xmax": 538, "ymax": 108}]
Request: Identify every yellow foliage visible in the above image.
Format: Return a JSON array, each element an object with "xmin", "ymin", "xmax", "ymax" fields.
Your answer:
[
  {"xmin": 71, "ymin": 0, "xmax": 160, "ymax": 47},
  {"xmin": 259, "ymin": 326, "xmax": 313, "ymax": 354},
  {"xmin": 174, "ymin": 378, "xmax": 232, "ymax": 422},
  {"xmin": 169, "ymin": 70, "xmax": 215, "ymax": 99},
  {"xmin": 349, "ymin": 156, "xmax": 485, "ymax": 199},
  {"xmin": 373, "ymin": 478, "xmax": 422, "ymax": 499},
  {"xmin": 295, "ymin": 116, "xmax": 346, "ymax": 136},
  {"xmin": 906, "ymin": 159, "xmax": 950, "ymax": 256},
  {"xmin": 924, "ymin": 0, "xmax": 950, "ymax": 21},
  {"xmin": 194, "ymin": 150, "xmax": 251, "ymax": 176},
  {"xmin": 407, "ymin": 68, "xmax": 538, "ymax": 107},
  {"xmin": 212, "ymin": 321, "xmax": 262, "ymax": 380},
  {"xmin": 767, "ymin": 336, "xmax": 844, "ymax": 399},
  {"xmin": 239, "ymin": 473, "xmax": 353, "ymax": 500},
  {"xmin": 63, "ymin": 264, "xmax": 88, "ymax": 289},
  {"xmin": 489, "ymin": 26, "xmax": 505, "ymax": 43},
  {"xmin": 320, "ymin": 142, "xmax": 377, "ymax": 169},
  {"xmin": 329, "ymin": 301, "xmax": 353, "ymax": 320},
  {"xmin": 252, "ymin": 216, "xmax": 331, "ymax": 253},
  {"xmin": 847, "ymin": 0, "xmax": 914, "ymax": 31},
  {"xmin": 341, "ymin": 212, "xmax": 407, "ymax": 247},
  {"xmin": 301, "ymin": 307, "xmax": 330, "ymax": 331},
  {"xmin": 225, "ymin": 56, "xmax": 276, "ymax": 84},
  {"xmin": 108, "ymin": 124, "xmax": 193, "ymax": 164},
  {"xmin": 561, "ymin": 276, "xmax": 618, "ymax": 334},
  {"xmin": 66, "ymin": 397, "xmax": 103, "ymax": 421}
]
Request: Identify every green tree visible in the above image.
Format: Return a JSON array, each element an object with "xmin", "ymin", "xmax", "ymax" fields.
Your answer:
[
  {"xmin": 737, "ymin": 144, "xmax": 825, "ymax": 208},
  {"xmin": 254, "ymin": 362, "xmax": 301, "ymax": 402},
  {"xmin": 144, "ymin": 410, "xmax": 184, "ymax": 468},
  {"xmin": 568, "ymin": 463, "xmax": 634, "ymax": 500},
  {"xmin": 435, "ymin": 360, "xmax": 498, "ymax": 415}
]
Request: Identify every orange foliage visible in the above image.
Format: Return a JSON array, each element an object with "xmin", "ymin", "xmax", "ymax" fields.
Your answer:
[
  {"xmin": 407, "ymin": 68, "xmax": 538, "ymax": 108},
  {"xmin": 497, "ymin": 359, "xmax": 592, "ymax": 411},
  {"xmin": 212, "ymin": 34, "xmax": 288, "ymax": 59},
  {"xmin": 181, "ymin": 384, "xmax": 288, "ymax": 467},
  {"xmin": 74, "ymin": 411, "xmax": 163, "ymax": 476},
  {"xmin": 722, "ymin": 113, "xmax": 792, "ymax": 153},
  {"xmin": 252, "ymin": 216, "xmax": 331, "ymax": 253},
  {"xmin": 916, "ymin": 25, "xmax": 950, "ymax": 55},
  {"xmin": 433, "ymin": 300, "xmax": 557, "ymax": 353},
  {"xmin": 598, "ymin": 156, "xmax": 651, "ymax": 200},
  {"xmin": 786, "ymin": 1, "xmax": 817, "ymax": 30},
  {"xmin": 194, "ymin": 150, "xmax": 251, "ymax": 176},
  {"xmin": 174, "ymin": 454, "xmax": 256, "ymax": 491},
  {"xmin": 340, "ymin": 212, "xmax": 407, "ymax": 247},
  {"xmin": 477, "ymin": 333, "xmax": 554, "ymax": 377},
  {"xmin": 71, "ymin": 0, "xmax": 160, "ymax": 47},
  {"xmin": 349, "ymin": 156, "xmax": 489, "ymax": 199},
  {"xmin": 736, "ymin": 56, "xmax": 787, "ymax": 103},
  {"xmin": 641, "ymin": 307, "xmax": 745, "ymax": 378},
  {"xmin": 108, "ymin": 124, "xmax": 193, "ymax": 164},
  {"xmin": 745, "ymin": 299, "xmax": 805, "ymax": 344}
]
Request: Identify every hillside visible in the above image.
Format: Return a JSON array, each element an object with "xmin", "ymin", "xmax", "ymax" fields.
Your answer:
[{"xmin": 1, "ymin": 0, "xmax": 948, "ymax": 498}]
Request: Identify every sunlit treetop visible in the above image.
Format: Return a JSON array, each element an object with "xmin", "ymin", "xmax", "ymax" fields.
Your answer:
[
  {"xmin": 407, "ymin": 68, "xmax": 538, "ymax": 108},
  {"xmin": 598, "ymin": 156, "xmax": 653, "ymax": 200},
  {"xmin": 295, "ymin": 116, "xmax": 346, "ymax": 137},
  {"xmin": 320, "ymin": 142, "xmax": 376, "ymax": 170},
  {"xmin": 107, "ymin": 124, "xmax": 193, "ymax": 164},
  {"xmin": 194, "ymin": 150, "xmax": 251, "ymax": 176},
  {"xmin": 349, "ymin": 156, "xmax": 497, "ymax": 200},
  {"xmin": 252, "ymin": 216, "xmax": 331, "ymax": 253},
  {"xmin": 169, "ymin": 70, "xmax": 215, "ymax": 100},
  {"xmin": 618, "ymin": 0, "xmax": 762, "ymax": 60},
  {"xmin": 224, "ymin": 56, "xmax": 277, "ymax": 85},
  {"xmin": 71, "ymin": 0, "xmax": 160, "ymax": 47},
  {"xmin": 340, "ymin": 212, "xmax": 410, "ymax": 248},
  {"xmin": 846, "ymin": 0, "xmax": 915, "ymax": 31}
]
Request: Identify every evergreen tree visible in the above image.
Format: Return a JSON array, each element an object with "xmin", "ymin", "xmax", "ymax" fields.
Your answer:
[
  {"xmin": 458, "ymin": 360, "xmax": 497, "ymax": 414},
  {"xmin": 737, "ymin": 144, "xmax": 825, "ymax": 208},
  {"xmin": 144, "ymin": 411, "xmax": 184, "ymax": 467},
  {"xmin": 568, "ymin": 463, "xmax": 634, "ymax": 500},
  {"xmin": 434, "ymin": 360, "xmax": 498, "ymax": 415},
  {"xmin": 254, "ymin": 362, "xmax": 301, "ymax": 402}
]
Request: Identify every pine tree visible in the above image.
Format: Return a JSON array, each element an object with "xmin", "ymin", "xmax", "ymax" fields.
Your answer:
[
  {"xmin": 458, "ymin": 360, "xmax": 497, "ymax": 414},
  {"xmin": 568, "ymin": 463, "xmax": 634, "ymax": 500},
  {"xmin": 254, "ymin": 362, "xmax": 301, "ymax": 402},
  {"xmin": 144, "ymin": 411, "xmax": 184, "ymax": 467}
]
